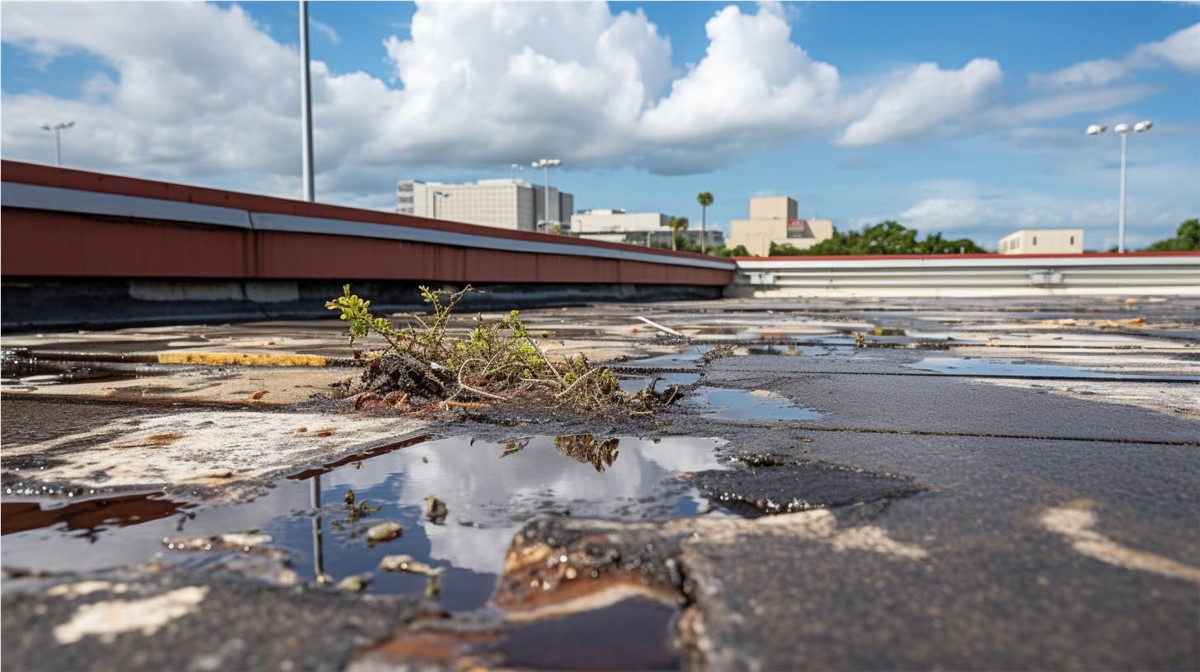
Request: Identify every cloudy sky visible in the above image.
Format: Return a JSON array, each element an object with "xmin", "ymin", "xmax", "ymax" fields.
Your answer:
[{"xmin": 2, "ymin": 1, "xmax": 1197, "ymax": 250}]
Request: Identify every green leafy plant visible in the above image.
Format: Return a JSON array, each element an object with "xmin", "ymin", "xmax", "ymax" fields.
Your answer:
[
  {"xmin": 325, "ymin": 286, "xmax": 405, "ymax": 353},
  {"xmin": 326, "ymin": 284, "xmax": 647, "ymax": 413}
]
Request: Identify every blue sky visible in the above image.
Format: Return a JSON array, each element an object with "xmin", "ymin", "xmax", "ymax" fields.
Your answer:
[{"xmin": 2, "ymin": 1, "xmax": 1197, "ymax": 251}]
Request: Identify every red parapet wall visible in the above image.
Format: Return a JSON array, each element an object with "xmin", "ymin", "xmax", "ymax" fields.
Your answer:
[{"xmin": 1, "ymin": 160, "xmax": 734, "ymax": 287}]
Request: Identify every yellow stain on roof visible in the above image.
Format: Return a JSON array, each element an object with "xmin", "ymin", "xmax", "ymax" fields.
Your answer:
[{"xmin": 157, "ymin": 352, "xmax": 328, "ymax": 367}]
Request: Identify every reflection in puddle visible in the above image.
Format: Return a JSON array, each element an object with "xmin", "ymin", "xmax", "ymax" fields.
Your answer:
[
  {"xmin": 685, "ymin": 387, "xmax": 822, "ymax": 422},
  {"xmin": 622, "ymin": 346, "xmax": 714, "ymax": 369},
  {"xmin": 907, "ymin": 356, "xmax": 1200, "ymax": 382},
  {"xmin": 1, "ymin": 435, "xmax": 725, "ymax": 613},
  {"xmin": 904, "ymin": 331, "xmax": 988, "ymax": 343},
  {"xmin": 744, "ymin": 345, "xmax": 845, "ymax": 357},
  {"xmin": 496, "ymin": 597, "xmax": 679, "ymax": 670},
  {"xmin": 618, "ymin": 373, "xmax": 701, "ymax": 393},
  {"xmin": 1, "ymin": 348, "xmax": 154, "ymax": 388},
  {"xmin": 1, "ymin": 492, "xmax": 189, "ymax": 536}
]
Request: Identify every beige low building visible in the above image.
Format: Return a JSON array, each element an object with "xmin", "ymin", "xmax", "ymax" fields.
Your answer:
[
  {"xmin": 569, "ymin": 209, "xmax": 725, "ymax": 248},
  {"xmin": 570, "ymin": 209, "xmax": 667, "ymax": 244},
  {"xmin": 998, "ymin": 229, "xmax": 1084, "ymax": 255},
  {"xmin": 727, "ymin": 195, "xmax": 833, "ymax": 256}
]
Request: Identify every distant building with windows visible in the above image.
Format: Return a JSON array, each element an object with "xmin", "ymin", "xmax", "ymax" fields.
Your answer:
[
  {"xmin": 727, "ymin": 196, "xmax": 833, "ymax": 256},
  {"xmin": 396, "ymin": 179, "xmax": 573, "ymax": 233},
  {"xmin": 569, "ymin": 209, "xmax": 724, "ymax": 249},
  {"xmin": 998, "ymin": 229, "xmax": 1083, "ymax": 255}
]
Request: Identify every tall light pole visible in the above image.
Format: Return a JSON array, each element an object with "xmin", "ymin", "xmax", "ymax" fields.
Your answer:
[
  {"xmin": 432, "ymin": 190, "xmax": 450, "ymax": 219},
  {"xmin": 299, "ymin": 0, "xmax": 315, "ymax": 202},
  {"xmin": 1088, "ymin": 120, "xmax": 1152, "ymax": 253},
  {"xmin": 510, "ymin": 163, "xmax": 525, "ymax": 181},
  {"xmin": 532, "ymin": 158, "xmax": 561, "ymax": 232},
  {"xmin": 40, "ymin": 121, "xmax": 74, "ymax": 166}
]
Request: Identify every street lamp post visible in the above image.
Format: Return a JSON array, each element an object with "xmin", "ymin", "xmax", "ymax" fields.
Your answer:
[
  {"xmin": 299, "ymin": 0, "xmax": 315, "ymax": 202},
  {"xmin": 40, "ymin": 121, "xmax": 74, "ymax": 166},
  {"xmin": 1087, "ymin": 120, "xmax": 1152, "ymax": 253},
  {"xmin": 432, "ymin": 190, "xmax": 450, "ymax": 219},
  {"xmin": 510, "ymin": 163, "xmax": 526, "ymax": 181},
  {"xmin": 532, "ymin": 158, "xmax": 561, "ymax": 232}
]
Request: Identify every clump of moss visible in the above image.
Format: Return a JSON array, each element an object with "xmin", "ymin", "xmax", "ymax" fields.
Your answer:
[{"xmin": 326, "ymin": 285, "xmax": 663, "ymax": 414}]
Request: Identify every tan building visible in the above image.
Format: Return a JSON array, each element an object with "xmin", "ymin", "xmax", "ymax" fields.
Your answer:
[
  {"xmin": 728, "ymin": 195, "xmax": 833, "ymax": 256},
  {"xmin": 997, "ymin": 229, "xmax": 1083, "ymax": 255},
  {"xmin": 397, "ymin": 179, "xmax": 573, "ymax": 232}
]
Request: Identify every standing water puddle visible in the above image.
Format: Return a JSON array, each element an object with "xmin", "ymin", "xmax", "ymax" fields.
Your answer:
[
  {"xmin": 745, "ymin": 345, "xmax": 848, "ymax": 357},
  {"xmin": 1, "ymin": 435, "xmax": 725, "ymax": 613},
  {"xmin": 1, "ymin": 348, "xmax": 160, "ymax": 388},
  {"xmin": 618, "ymin": 373, "xmax": 701, "ymax": 393},
  {"xmin": 907, "ymin": 356, "xmax": 1200, "ymax": 382},
  {"xmin": 621, "ymin": 346, "xmax": 714, "ymax": 369},
  {"xmin": 685, "ymin": 387, "xmax": 822, "ymax": 422}
]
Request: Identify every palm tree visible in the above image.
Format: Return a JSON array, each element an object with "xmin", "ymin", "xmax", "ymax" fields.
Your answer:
[
  {"xmin": 697, "ymin": 192, "xmax": 714, "ymax": 254},
  {"xmin": 667, "ymin": 216, "xmax": 689, "ymax": 251}
]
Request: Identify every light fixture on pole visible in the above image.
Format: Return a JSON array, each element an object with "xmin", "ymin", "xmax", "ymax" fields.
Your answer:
[
  {"xmin": 532, "ymin": 158, "xmax": 561, "ymax": 232},
  {"xmin": 40, "ymin": 121, "xmax": 74, "ymax": 166},
  {"xmin": 510, "ymin": 163, "xmax": 526, "ymax": 181},
  {"xmin": 1087, "ymin": 120, "xmax": 1152, "ymax": 253},
  {"xmin": 432, "ymin": 190, "xmax": 450, "ymax": 219}
]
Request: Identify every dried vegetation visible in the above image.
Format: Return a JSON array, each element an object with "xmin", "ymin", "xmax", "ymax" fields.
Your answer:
[{"xmin": 326, "ymin": 285, "xmax": 676, "ymax": 415}]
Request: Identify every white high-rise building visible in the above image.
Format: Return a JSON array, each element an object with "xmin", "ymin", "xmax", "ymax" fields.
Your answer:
[{"xmin": 397, "ymin": 179, "xmax": 574, "ymax": 232}]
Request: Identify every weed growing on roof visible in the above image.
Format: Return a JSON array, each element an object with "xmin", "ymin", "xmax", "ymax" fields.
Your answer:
[{"xmin": 326, "ymin": 285, "xmax": 670, "ymax": 414}]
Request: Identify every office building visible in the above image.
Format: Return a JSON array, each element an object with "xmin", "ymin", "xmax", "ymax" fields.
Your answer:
[
  {"xmin": 728, "ymin": 196, "xmax": 833, "ymax": 256},
  {"xmin": 397, "ymin": 179, "xmax": 573, "ymax": 232}
]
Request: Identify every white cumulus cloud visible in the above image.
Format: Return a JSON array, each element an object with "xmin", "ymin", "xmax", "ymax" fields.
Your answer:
[
  {"xmin": 376, "ymin": 1, "xmax": 673, "ymax": 165},
  {"xmin": 895, "ymin": 197, "xmax": 1000, "ymax": 233},
  {"xmin": 638, "ymin": 3, "xmax": 842, "ymax": 164},
  {"xmin": 1029, "ymin": 59, "xmax": 1128, "ymax": 89},
  {"xmin": 1, "ymin": 0, "xmax": 1190, "ymax": 209},
  {"xmin": 1028, "ymin": 21, "xmax": 1200, "ymax": 91},
  {"xmin": 1133, "ymin": 21, "xmax": 1200, "ymax": 72},
  {"xmin": 838, "ymin": 59, "xmax": 1003, "ymax": 147}
]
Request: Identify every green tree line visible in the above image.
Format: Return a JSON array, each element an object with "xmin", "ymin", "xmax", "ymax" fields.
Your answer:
[
  {"xmin": 1142, "ymin": 219, "xmax": 1199, "ymax": 252},
  {"xmin": 769, "ymin": 221, "xmax": 985, "ymax": 256},
  {"xmin": 650, "ymin": 216, "xmax": 1197, "ymax": 257}
]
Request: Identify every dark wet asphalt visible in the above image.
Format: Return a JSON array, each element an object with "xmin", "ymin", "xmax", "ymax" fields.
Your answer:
[
  {"xmin": 701, "ymin": 351, "xmax": 1200, "ymax": 443},
  {"xmin": 1, "ymin": 568, "xmax": 425, "ymax": 672},
  {"xmin": 651, "ymin": 351, "xmax": 1199, "ymax": 670}
]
